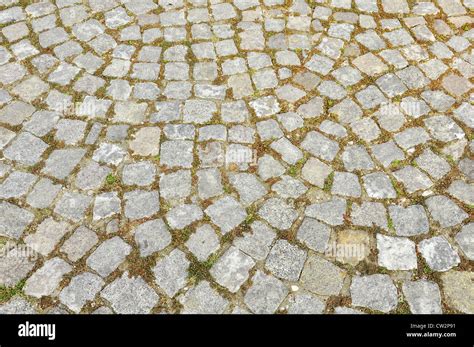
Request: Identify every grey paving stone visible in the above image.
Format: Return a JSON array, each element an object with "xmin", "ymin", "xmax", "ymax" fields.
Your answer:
[
  {"xmin": 426, "ymin": 195, "xmax": 468, "ymax": 228},
  {"xmin": 306, "ymin": 198, "xmax": 346, "ymax": 226},
  {"xmin": 3, "ymin": 132, "xmax": 48, "ymax": 166},
  {"xmin": 134, "ymin": 219, "xmax": 171, "ymax": 257},
  {"xmin": 259, "ymin": 198, "xmax": 298, "ymax": 230},
  {"xmin": 124, "ymin": 190, "xmax": 159, "ymax": 220},
  {"xmin": 153, "ymin": 249, "xmax": 189, "ymax": 297},
  {"xmin": 441, "ymin": 271, "xmax": 474, "ymax": 313},
  {"xmin": 363, "ymin": 172, "xmax": 397, "ymax": 199},
  {"xmin": 389, "ymin": 205, "xmax": 429, "ymax": 236},
  {"xmin": 244, "ymin": 270, "xmax": 288, "ymax": 314},
  {"xmin": 210, "ymin": 246, "xmax": 255, "ymax": 292},
  {"xmin": 86, "ymin": 237, "xmax": 132, "ymax": 277},
  {"xmin": 101, "ymin": 272, "xmax": 159, "ymax": 314},
  {"xmin": 300, "ymin": 253, "xmax": 346, "ymax": 296},
  {"xmin": 265, "ymin": 240, "xmax": 307, "ymax": 281},
  {"xmin": 185, "ymin": 224, "xmax": 220, "ymax": 262},
  {"xmin": 59, "ymin": 272, "xmax": 104, "ymax": 313},
  {"xmin": 419, "ymin": 236, "xmax": 460, "ymax": 272},
  {"xmin": 205, "ymin": 196, "xmax": 247, "ymax": 234},
  {"xmin": 297, "ymin": 217, "xmax": 331, "ymax": 253},
  {"xmin": 350, "ymin": 274, "xmax": 398, "ymax": 312},
  {"xmin": 377, "ymin": 234, "xmax": 417, "ymax": 270},
  {"xmin": 61, "ymin": 226, "xmax": 99, "ymax": 262},
  {"xmin": 331, "ymin": 172, "xmax": 361, "ymax": 198},
  {"xmin": 25, "ymin": 217, "xmax": 70, "ymax": 257},
  {"xmin": 24, "ymin": 257, "xmax": 72, "ymax": 298},
  {"xmin": 455, "ymin": 223, "xmax": 474, "ymax": 260},
  {"xmin": 166, "ymin": 204, "xmax": 203, "ymax": 230},
  {"xmin": 229, "ymin": 173, "xmax": 267, "ymax": 206},
  {"xmin": 287, "ymin": 292, "xmax": 325, "ymax": 314},
  {"xmin": 0, "ymin": 242, "xmax": 36, "ymax": 287},
  {"xmin": 402, "ymin": 280, "xmax": 442, "ymax": 314},
  {"xmin": 179, "ymin": 281, "xmax": 229, "ymax": 314}
]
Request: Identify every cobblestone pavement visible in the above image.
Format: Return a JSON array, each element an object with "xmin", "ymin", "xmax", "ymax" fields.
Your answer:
[{"xmin": 0, "ymin": 0, "xmax": 472, "ymax": 315}]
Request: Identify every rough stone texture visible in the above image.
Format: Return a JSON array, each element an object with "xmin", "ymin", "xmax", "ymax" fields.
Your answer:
[
  {"xmin": 0, "ymin": 0, "xmax": 471, "ymax": 315},
  {"xmin": 440, "ymin": 271, "xmax": 474, "ymax": 314},
  {"xmin": 101, "ymin": 272, "xmax": 159, "ymax": 314},
  {"xmin": 300, "ymin": 253, "xmax": 346, "ymax": 296},
  {"xmin": 402, "ymin": 280, "xmax": 442, "ymax": 314},
  {"xmin": 210, "ymin": 246, "xmax": 255, "ymax": 293},
  {"xmin": 350, "ymin": 275, "xmax": 398, "ymax": 313}
]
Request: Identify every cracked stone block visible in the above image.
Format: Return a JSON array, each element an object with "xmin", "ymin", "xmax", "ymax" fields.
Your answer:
[
  {"xmin": 393, "ymin": 166, "xmax": 433, "ymax": 193},
  {"xmin": 419, "ymin": 236, "xmax": 460, "ymax": 272},
  {"xmin": 244, "ymin": 270, "xmax": 288, "ymax": 314},
  {"xmin": 265, "ymin": 240, "xmax": 307, "ymax": 281},
  {"xmin": 101, "ymin": 272, "xmax": 159, "ymax": 314},
  {"xmin": 415, "ymin": 149, "xmax": 450, "ymax": 180},
  {"xmin": 306, "ymin": 198, "xmax": 346, "ymax": 226},
  {"xmin": 270, "ymin": 137, "xmax": 303, "ymax": 165},
  {"xmin": 272, "ymin": 175, "xmax": 307, "ymax": 199},
  {"xmin": 86, "ymin": 237, "xmax": 132, "ymax": 277},
  {"xmin": 210, "ymin": 246, "xmax": 255, "ymax": 292},
  {"xmin": 233, "ymin": 221, "xmax": 276, "ymax": 261},
  {"xmin": 447, "ymin": 181, "xmax": 474, "ymax": 205},
  {"xmin": 153, "ymin": 249, "xmax": 189, "ymax": 297},
  {"xmin": 350, "ymin": 274, "xmax": 398, "ymax": 312},
  {"xmin": 134, "ymin": 219, "xmax": 171, "ymax": 257},
  {"xmin": 229, "ymin": 173, "xmax": 267, "ymax": 206}
]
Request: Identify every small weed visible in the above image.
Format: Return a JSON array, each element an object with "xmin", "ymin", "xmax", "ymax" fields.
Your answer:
[
  {"xmin": 0, "ymin": 279, "xmax": 26, "ymax": 304},
  {"xmin": 323, "ymin": 172, "xmax": 334, "ymax": 192},
  {"xmin": 106, "ymin": 174, "xmax": 117, "ymax": 185}
]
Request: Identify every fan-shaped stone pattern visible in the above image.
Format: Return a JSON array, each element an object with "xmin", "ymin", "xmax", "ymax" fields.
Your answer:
[{"xmin": 0, "ymin": 0, "xmax": 472, "ymax": 315}]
